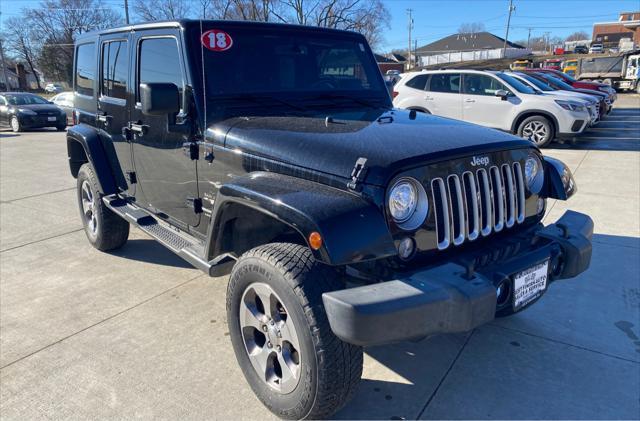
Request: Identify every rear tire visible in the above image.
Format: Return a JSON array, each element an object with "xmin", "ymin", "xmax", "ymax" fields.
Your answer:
[
  {"xmin": 517, "ymin": 115, "xmax": 554, "ymax": 147},
  {"xmin": 56, "ymin": 124, "xmax": 67, "ymax": 131},
  {"xmin": 76, "ymin": 163, "xmax": 129, "ymax": 251},
  {"xmin": 227, "ymin": 243, "xmax": 363, "ymax": 420}
]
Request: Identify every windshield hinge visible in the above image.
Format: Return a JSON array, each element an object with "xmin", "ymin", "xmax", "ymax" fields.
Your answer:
[{"xmin": 347, "ymin": 157, "xmax": 368, "ymax": 192}]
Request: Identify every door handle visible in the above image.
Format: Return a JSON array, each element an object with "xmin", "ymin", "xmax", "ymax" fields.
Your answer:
[
  {"xmin": 96, "ymin": 113, "xmax": 112, "ymax": 126},
  {"xmin": 465, "ymin": 99, "xmax": 476, "ymax": 103},
  {"xmin": 129, "ymin": 122, "xmax": 149, "ymax": 136}
]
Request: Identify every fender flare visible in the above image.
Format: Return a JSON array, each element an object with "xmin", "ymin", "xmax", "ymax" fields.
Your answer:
[
  {"xmin": 206, "ymin": 172, "xmax": 397, "ymax": 266},
  {"xmin": 66, "ymin": 124, "xmax": 118, "ymax": 195},
  {"xmin": 511, "ymin": 109, "xmax": 560, "ymax": 135},
  {"xmin": 543, "ymin": 156, "xmax": 577, "ymax": 200}
]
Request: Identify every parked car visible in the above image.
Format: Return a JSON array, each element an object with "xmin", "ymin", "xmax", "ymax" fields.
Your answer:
[
  {"xmin": 50, "ymin": 92, "xmax": 74, "ymax": 124},
  {"xmin": 574, "ymin": 45, "xmax": 589, "ymax": 54},
  {"xmin": 0, "ymin": 92, "xmax": 67, "ymax": 132},
  {"xmin": 524, "ymin": 68, "xmax": 616, "ymax": 103},
  {"xmin": 393, "ymin": 69, "xmax": 591, "ymax": 146},
  {"xmin": 589, "ymin": 43, "xmax": 604, "ymax": 54},
  {"xmin": 44, "ymin": 83, "xmax": 64, "ymax": 93},
  {"xmin": 507, "ymin": 71, "xmax": 601, "ymax": 124},
  {"xmin": 67, "ymin": 20, "xmax": 593, "ymax": 419},
  {"xmin": 525, "ymin": 71, "xmax": 612, "ymax": 115}
]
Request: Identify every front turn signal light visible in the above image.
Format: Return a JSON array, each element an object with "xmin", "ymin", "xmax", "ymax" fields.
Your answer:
[{"xmin": 308, "ymin": 231, "xmax": 323, "ymax": 250}]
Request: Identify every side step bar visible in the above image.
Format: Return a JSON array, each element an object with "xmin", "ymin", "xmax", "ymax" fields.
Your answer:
[{"xmin": 103, "ymin": 195, "xmax": 236, "ymax": 276}]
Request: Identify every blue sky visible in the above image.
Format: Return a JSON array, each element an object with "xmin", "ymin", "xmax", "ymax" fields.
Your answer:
[{"xmin": 1, "ymin": 0, "xmax": 638, "ymax": 52}]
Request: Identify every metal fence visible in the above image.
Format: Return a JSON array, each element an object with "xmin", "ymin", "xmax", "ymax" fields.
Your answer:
[{"xmin": 418, "ymin": 48, "xmax": 532, "ymax": 67}]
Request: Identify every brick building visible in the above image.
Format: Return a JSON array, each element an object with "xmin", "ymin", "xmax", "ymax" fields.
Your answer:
[{"xmin": 592, "ymin": 11, "xmax": 640, "ymax": 48}]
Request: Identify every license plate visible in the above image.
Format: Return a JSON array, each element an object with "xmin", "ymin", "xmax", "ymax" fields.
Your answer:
[
  {"xmin": 47, "ymin": 116, "xmax": 56, "ymax": 121},
  {"xmin": 513, "ymin": 261, "xmax": 549, "ymax": 310}
]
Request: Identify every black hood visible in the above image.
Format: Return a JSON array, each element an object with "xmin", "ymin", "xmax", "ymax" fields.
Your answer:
[
  {"xmin": 14, "ymin": 103, "xmax": 61, "ymax": 113},
  {"xmin": 216, "ymin": 109, "xmax": 533, "ymax": 186}
]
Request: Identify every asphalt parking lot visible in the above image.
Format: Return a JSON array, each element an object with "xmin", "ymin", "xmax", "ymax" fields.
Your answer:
[{"xmin": 1, "ymin": 94, "xmax": 639, "ymax": 420}]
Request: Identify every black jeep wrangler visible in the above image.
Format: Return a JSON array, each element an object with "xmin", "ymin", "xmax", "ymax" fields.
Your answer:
[{"xmin": 67, "ymin": 20, "xmax": 593, "ymax": 419}]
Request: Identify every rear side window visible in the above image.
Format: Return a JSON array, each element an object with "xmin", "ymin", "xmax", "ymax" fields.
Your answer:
[
  {"xmin": 102, "ymin": 40, "xmax": 128, "ymax": 100},
  {"xmin": 405, "ymin": 74, "xmax": 429, "ymax": 90},
  {"xmin": 75, "ymin": 43, "xmax": 96, "ymax": 96},
  {"xmin": 427, "ymin": 73, "xmax": 460, "ymax": 93},
  {"xmin": 138, "ymin": 37, "xmax": 183, "ymax": 101}
]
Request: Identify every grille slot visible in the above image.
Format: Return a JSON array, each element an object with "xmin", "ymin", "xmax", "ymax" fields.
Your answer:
[{"xmin": 431, "ymin": 163, "xmax": 526, "ymax": 250}]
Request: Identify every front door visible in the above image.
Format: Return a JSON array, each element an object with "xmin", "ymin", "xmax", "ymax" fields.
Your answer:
[
  {"xmin": 130, "ymin": 29, "xmax": 200, "ymax": 229},
  {"xmin": 461, "ymin": 73, "xmax": 516, "ymax": 130},
  {"xmin": 97, "ymin": 34, "xmax": 133, "ymax": 194}
]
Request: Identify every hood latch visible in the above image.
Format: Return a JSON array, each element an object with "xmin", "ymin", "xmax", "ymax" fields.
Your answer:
[{"xmin": 347, "ymin": 157, "xmax": 368, "ymax": 192}]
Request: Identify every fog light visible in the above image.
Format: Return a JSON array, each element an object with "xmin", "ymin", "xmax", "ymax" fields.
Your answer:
[
  {"xmin": 537, "ymin": 197, "xmax": 546, "ymax": 215},
  {"xmin": 496, "ymin": 280, "xmax": 511, "ymax": 307},
  {"xmin": 398, "ymin": 237, "xmax": 415, "ymax": 260}
]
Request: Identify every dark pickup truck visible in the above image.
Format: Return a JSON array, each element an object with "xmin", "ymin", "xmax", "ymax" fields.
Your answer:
[{"xmin": 67, "ymin": 20, "xmax": 593, "ymax": 419}]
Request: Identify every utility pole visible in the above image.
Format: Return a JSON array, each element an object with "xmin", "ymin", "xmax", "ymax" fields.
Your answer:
[
  {"xmin": 544, "ymin": 31, "xmax": 551, "ymax": 53},
  {"xmin": 124, "ymin": 0, "xmax": 130, "ymax": 24},
  {"xmin": 502, "ymin": 0, "xmax": 515, "ymax": 58},
  {"xmin": 414, "ymin": 39, "xmax": 418, "ymax": 68},
  {"xmin": 527, "ymin": 27, "xmax": 532, "ymax": 49},
  {"xmin": 407, "ymin": 9, "xmax": 413, "ymax": 70},
  {"xmin": 0, "ymin": 39, "xmax": 9, "ymax": 91}
]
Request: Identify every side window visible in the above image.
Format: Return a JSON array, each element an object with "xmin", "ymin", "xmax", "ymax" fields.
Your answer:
[
  {"xmin": 0, "ymin": 96, "xmax": 6, "ymax": 106},
  {"xmin": 75, "ymin": 43, "xmax": 96, "ymax": 97},
  {"xmin": 463, "ymin": 74, "xmax": 507, "ymax": 96},
  {"xmin": 138, "ymin": 37, "xmax": 183, "ymax": 101},
  {"xmin": 102, "ymin": 40, "xmax": 128, "ymax": 100},
  {"xmin": 428, "ymin": 73, "xmax": 460, "ymax": 93},
  {"xmin": 405, "ymin": 74, "xmax": 429, "ymax": 90}
]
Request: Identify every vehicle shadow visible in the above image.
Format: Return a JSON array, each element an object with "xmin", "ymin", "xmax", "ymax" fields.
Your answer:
[
  {"xmin": 334, "ymin": 233, "xmax": 639, "ymax": 420},
  {"xmin": 550, "ymin": 106, "xmax": 640, "ymax": 152},
  {"xmin": 109, "ymin": 238, "xmax": 194, "ymax": 269}
]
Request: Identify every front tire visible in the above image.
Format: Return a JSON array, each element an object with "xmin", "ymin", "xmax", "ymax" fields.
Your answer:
[
  {"xmin": 227, "ymin": 243, "xmax": 363, "ymax": 420},
  {"xmin": 76, "ymin": 163, "xmax": 129, "ymax": 251},
  {"xmin": 517, "ymin": 115, "xmax": 554, "ymax": 147},
  {"xmin": 10, "ymin": 116, "xmax": 22, "ymax": 132}
]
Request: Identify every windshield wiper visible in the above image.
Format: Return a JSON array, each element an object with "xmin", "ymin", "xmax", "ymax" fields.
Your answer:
[
  {"xmin": 307, "ymin": 93, "xmax": 387, "ymax": 110},
  {"xmin": 215, "ymin": 93, "xmax": 307, "ymax": 112}
]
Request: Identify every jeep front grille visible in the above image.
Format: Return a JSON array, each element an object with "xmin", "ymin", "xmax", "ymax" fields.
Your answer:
[{"xmin": 431, "ymin": 163, "xmax": 526, "ymax": 250}]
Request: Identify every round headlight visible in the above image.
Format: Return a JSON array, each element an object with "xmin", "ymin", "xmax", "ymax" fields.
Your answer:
[
  {"xmin": 387, "ymin": 177, "xmax": 428, "ymax": 231},
  {"xmin": 389, "ymin": 180, "xmax": 417, "ymax": 223},
  {"xmin": 525, "ymin": 154, "xmax": 544, "ymax": 194}
]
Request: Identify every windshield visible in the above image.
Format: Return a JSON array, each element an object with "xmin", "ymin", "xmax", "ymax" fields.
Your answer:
[
  {"xmin": 5, "ymin": 94, "xmax": 49, "ymax": 105},
  {"xmin": 515, "ymin": 73, "xmax": 553, "ymax": 91},
  {"xmin": 538, "ymin": 73, "xmax": 575, "ymax": 90},
  {"xmin": 494, "ymin": 73, "xmax": 536, "ymax": 94},
  {"xmin": 199, "ymin": 26, "xmax": 389, "ymax": 118}
]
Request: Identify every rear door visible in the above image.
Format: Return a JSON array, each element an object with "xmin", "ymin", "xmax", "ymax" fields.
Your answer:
[
  {"xmin": 462, "ymin": 73, "xmax": 515, "ymax": 130},
  {"xmin": 129, "ymin": 29, "xmax": 200, "ymax": 230},
  {"xmin": 424, "ymin": 73, "xmax": 462, "ymax": 120},
  {"xmin": 97, "ymin": 33, "xmax": 134, "ymax": 194}
]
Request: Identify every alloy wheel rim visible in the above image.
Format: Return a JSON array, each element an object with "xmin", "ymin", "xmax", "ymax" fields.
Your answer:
[
  {"xmin": 11, "ymin": 117, "xmax": 19, "ymax": 131},
  {"xmin": 81, "ymin": 180, "xmax": 98, "ymax": 234},
  {"xmin": 522, "ymin": 121, "xmax": 548, "ymax": 144},
  {"xmin": 239, "ymin": 282, "xmax": 301, "ymax": 394}
]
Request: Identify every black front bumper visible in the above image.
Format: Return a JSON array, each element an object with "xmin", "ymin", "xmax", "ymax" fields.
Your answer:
[
  {"xmin": 19, "ymin": 114, "xmax": 66, "ymax": 128},
  {"xmin": 322, "ymin": 210, "xmax": 593, "ymax": 346}
]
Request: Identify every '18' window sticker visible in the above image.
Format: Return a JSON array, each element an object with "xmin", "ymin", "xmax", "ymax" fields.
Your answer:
[{"xmin": 201, "ymin": 30, "xmax": 233, "ymax": 52}]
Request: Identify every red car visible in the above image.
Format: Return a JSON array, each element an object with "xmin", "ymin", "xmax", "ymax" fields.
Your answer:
[
  {"xmin": 542, "ymin": 59, "xmax": 563, "ymax": 70},
  {"xmin": 524, "ymin": 68, "xmax": 616, "ymax": 101}
]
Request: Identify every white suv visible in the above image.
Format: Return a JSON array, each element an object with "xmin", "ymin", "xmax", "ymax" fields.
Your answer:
[{"xmin": 393, "ymin": 69, "xmax": 591, "ymax": 147}]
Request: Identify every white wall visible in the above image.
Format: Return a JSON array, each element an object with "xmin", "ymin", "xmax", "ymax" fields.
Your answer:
[{"xmin": 418, "ymin": 48, "xmax": 532, "ymax": 67}]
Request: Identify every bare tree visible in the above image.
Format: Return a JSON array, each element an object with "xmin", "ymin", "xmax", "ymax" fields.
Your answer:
[
  {"xmin": 4, "ymin": 17, "xmax": 42, "ymax": 89},
  {"xmin": 457, "ymin": 22, "xmax": 486, "ymax": 34},
  {"xmin": 26, "ymin": 0, "xmax": 121, "ymax": 84},
  {"xmin": 133, "ymin": 0, "xmax": 192, "ymax": 21},
  {"xmin": 565, "ymin": 31, "xmax": 590, "ymax": 42}
]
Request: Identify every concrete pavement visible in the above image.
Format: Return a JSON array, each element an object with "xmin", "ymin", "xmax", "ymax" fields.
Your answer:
[{"xmin": 1, "ymin": 95, "xmax": 639, "ymax": 420}]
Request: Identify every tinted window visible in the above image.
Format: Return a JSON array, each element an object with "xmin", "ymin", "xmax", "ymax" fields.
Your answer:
[
  {"xmin": 495, "ymin": 73, "xmax": 536, "ymax": 94},
  {"xmin": 5, "ymin": 94, "xmax": 49, "ymax": 105},
  {"xmin": 0, "ymin": 96, "xmax": 6, "ymax": 105},
  {"xmin": 516, "ymin": 73, "xmax": 552, "ymax": 91},
  {"xmin": 405, "ymin": 74, "xmax": 429, "ymax": 90},
  {"xmin": 463, "ymin": 74, "xmax": 506, "ymax": 96},
  {"xmin": 102, "ymin": 40, "xmax": 128, "ymax": 99},
  {"xmin": 427, "ymin": 73, "xmax": 460, "ymax": 93},
  {"xmin": 138, "ymin": 37, "xmax": 183, "ymax": 100},
  {"xmin": 75, "ymin": 43, "xmax": 96, "ymax": 96}
]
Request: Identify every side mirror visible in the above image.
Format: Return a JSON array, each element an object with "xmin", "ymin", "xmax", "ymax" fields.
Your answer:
[
  {"xmin": 495, "ymin": 89, "xmax": 510, "ymax": 101},
  {"xmin": 140, "ymin": 83, "xmax": 180, "ymax": 116}
]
